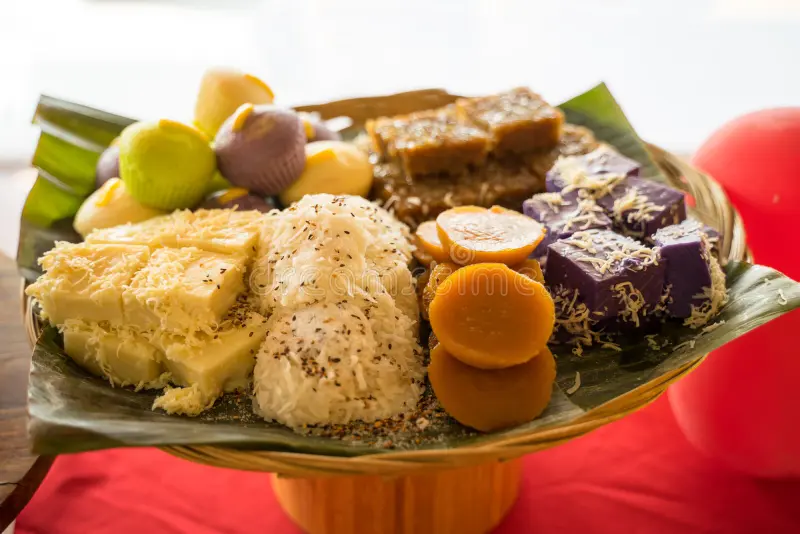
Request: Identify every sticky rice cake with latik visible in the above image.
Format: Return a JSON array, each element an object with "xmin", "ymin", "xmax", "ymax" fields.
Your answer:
[
  {"xmin": 455, "ymin": 87, "xmax": 564, "ymax": 155},
  {"xmin": 366, "ymin": 106, "xmax": 490, "ymax": 176},
  {"xmin": 371, "ymin": 124, "xmax": 598, "ymax": 228}
]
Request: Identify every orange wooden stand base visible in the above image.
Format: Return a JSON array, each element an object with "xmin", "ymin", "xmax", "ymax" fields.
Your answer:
[{"xmin": 271, "ymin": 459, "xmax": 522, "ymax": 534}]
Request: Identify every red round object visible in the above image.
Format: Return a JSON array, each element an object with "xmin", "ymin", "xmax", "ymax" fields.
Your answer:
[
  {"xmin": 671, "ymin": 108, "xmax": 800, "ymax": 478},
  {"xmin": 670, "ymin": 311, "xmax": 800, "ymax": 478},
  {"xmin": 691, "ymin": 107, "xmax": 800, "ymax": 276}
]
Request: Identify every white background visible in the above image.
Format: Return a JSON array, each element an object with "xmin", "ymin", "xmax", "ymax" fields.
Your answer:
[{"xmin": 0, "ymin": 0, "xmax": 798, "ymax": 256}]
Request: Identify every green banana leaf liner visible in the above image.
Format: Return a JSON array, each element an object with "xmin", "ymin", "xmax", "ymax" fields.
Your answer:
[{"xmin": 19, "ymin": 85, "xmax": 800, "ymax": 456}]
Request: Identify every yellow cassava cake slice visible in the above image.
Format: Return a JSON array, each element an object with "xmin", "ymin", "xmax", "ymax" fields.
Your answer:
[
  {"xmin": 25, "ymin": 242, "xmax": 151, "ymax": 326},
  {"xmin": 122, "ymin": 247, "xmax": 248, "ymax": 333},
  {"xmin": 61, "ymin": 304, "xmax": 267, "ymax": 415},
  {"xmin": 61, "ymin": 319, "xmax": 166, "ymax": 388},
  {"xmin": 85, "ymin": 209, "xmax": 266, "ymax": 258},
  {"xmin": 153, "ymin": 303, "xmax": 268, "ymax": 415}
]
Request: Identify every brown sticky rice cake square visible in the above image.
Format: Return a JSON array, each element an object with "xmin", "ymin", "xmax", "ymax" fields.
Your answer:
[
  {"xmin": 456, "ymin": 87, "xmax": 564, "ymax": 156},
  {"xmin": 367, "ymin": 107, "xmax": 490, "ymax": 176},
  {"xmin": 371, "ymin": 124, "xmax": 598, "ymax": 228}
]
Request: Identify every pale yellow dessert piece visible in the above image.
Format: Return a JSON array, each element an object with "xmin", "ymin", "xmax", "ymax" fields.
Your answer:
[
  {"xmin": 161, "ymin": 307, "xmax": 267, "ymax": 393},
  {"xmin": 61, "ymin": 320, "xmax": 166, "ymax": 389},
  {"xmin": 153, "ymin": 305, "xmax": 267, "ymax": 416},
  {"xmin": 279, "ymin": 141, "xmax": 374, "ymax": 205},
  {"xmin": 193, "ymin": 67, "xmax": 275, "ymax": 138},
  {"xmin": 73, "ymin": 178, "xmax": 166, "ymax": 238},
  {"xmin": 85, "ymin": 208, "xmax": 265, "ymax": 258},
  {"xmin": 25, "ymin": 242, "xmax": 150, "ymax": 326},
  {"xmin": 122, "ymin": 247, "xmax": 247, "ymax": 333}
]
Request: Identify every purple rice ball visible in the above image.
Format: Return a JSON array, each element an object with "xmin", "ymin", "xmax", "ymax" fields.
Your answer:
[
  {"xmin": 299, "ymin": 112, "xmax": 342, "ymax": 142},
  {"xmin": 214, "ymin": 104, "xmax": 306, "ymax": 196}
]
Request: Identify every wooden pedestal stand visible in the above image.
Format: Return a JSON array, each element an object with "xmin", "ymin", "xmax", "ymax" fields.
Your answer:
[{"xmin": 272, "ymin": 459, "xmax": 522, "ymax": 534}]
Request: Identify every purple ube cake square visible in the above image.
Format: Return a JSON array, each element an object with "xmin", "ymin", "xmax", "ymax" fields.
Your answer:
[
  {"xmin": 652, "ymin": 220, "xmax": 718, "ymax": 318},
  {"xmin": 544, "ymin": 229, "xmax": 666, "ymax": 325},
  {"xmin": 545, "ymin": 145, "xmax": 640, "ymax": 198},
  {"xmin": 595, "ymin": 177, "xmax": 687, "ymax": 239},
  {"xmin": 523, "ymin": 193, "xmax": 612, "ymax": 257}
]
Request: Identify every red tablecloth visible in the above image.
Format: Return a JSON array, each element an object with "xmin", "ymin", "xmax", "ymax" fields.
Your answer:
[{"xmin": 15, "ymin": 394, "xmax": 800, "ymax": 534}]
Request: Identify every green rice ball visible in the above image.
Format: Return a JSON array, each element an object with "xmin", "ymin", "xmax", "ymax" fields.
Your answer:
[{"xmin": 119, "ymin": 119, "xmax": 216, "ymax": 210}]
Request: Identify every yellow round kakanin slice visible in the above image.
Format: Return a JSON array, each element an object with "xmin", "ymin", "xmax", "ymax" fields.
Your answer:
[
  {"xmin": 428, "ymin": 263, "xmax": 555, "ymax": 369},
  {"xmin": 414, "ymin": 220, "xmax": 450, "ymax": 265},
  {"xmin": 436, "ymin": 205, "xmax": 545, "ymax": 266},
  {"xmin": 428, "ymin": 343, "xmax": 556, "ymax": 432}
]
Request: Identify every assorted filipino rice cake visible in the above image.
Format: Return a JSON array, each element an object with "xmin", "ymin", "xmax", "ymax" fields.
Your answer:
[
  {"xmin": 526, "ymin": 145, "xmax": 727, "ymax": 353},
  {"xmin": 25, "ymin": 82, "xmax": 731, "ymax": 443}
]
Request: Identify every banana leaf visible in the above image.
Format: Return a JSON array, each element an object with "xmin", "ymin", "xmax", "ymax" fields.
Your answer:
[{"xmin": 21, "ymin": 84, "xmax": 800, "ymax": 456}]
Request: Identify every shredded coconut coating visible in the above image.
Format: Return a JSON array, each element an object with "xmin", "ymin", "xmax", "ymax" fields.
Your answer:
[{"xmin": 251, "ymin": 194, "xmax": 423, "ymax": 428}]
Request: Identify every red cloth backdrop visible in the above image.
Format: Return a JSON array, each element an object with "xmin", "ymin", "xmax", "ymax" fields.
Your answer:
[{"xmin": 16, "ymin": 395, "xmax": 800, "ymax": 534}]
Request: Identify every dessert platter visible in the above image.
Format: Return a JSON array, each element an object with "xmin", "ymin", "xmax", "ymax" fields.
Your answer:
[{"xmin": 17, "ymin": 68, "xmax": 800, "ymax": 532}]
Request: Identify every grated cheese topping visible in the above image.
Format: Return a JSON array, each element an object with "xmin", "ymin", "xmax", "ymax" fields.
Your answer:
[
  {"xmin": 561, "ymin": 199, "xmax": 609, "ymax": 233},
  {"xmin": 611, "ymin": 187, "xmax": 664, "ymax": 229},
  {"xmin": 683, "ymin": 255, "xmax": 729, "ymax": 329},
  {"xmin": 534, "ymin": 192, "xmax": 572, "ymax": 214},
  {"xmin": 86, "ymin": 208, "xmax": 271, "ymax": 257},
  {"xmin": 550, "ymin": 286, "xmax": 620, "ymax": 356},
  {"xmin": 565, "ymin": 371, "xmax": 582, "ymax": 395},
  {"xmin": 552, "ymin": 149, "xmax": 627, "ymax": 199},
  {"xmin": 562, "ymin": 230, "xmax": 659, "ymax": 276},
  {"xmin": 153, "ymin": 383, "xmax": 217, "ymax": 417},
  {"xmin": 613, "ymin": 281, "xmax": 646, "ymax": 327},
  {"xmin": 123, "ymin": 247, "xmax": 247, "ymax": 337},
  {"xmin": 30, "ymin": 242, "xmax": 150, "ymax": 296}
]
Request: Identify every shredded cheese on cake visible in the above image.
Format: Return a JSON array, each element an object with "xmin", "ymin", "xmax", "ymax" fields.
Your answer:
[
  {"xmin": 30, "ymin": 242, "xmax": 149, "ymax": 296},
  {"xmin": 613, "ymin": 281, "xmax": 646, "ymax": 327},
  {"xmin": 86, "ymin": 208, "xmax": 272, "ymax": 257},
  {"xmin": 536, "ymin": 192, "xmax": 572, "ymax": 214},
  {"xmin": 123, "ymin": 247, "xmax": 247, "ymax": 337},
  {"xmin": 683, "ymin": 255, "xmax": 728, "ymax": 329},
  {"xmin": 60, "ymin": 319, "xmax": 170, "ymax": 390},
  {"xmin": 25, "ymin": 242, "xmax": 151, "ymax": 325},
  {"xmin": 552, "ymin": 153, "xmax": 626, "ymax": 199},
  {"xmin": 611, "ymin": 187, "xmax": 664, "ymax": 228},
  {"xmin": 653, "ymin": 284, "xmax": 672, "ymax": 316},
  {"xmin": 153, "ymin": 383, "xmax": 217, "ymax": 416},
  {"xmin": 565, "ymin": 372, "xmax": 582, "ymax": 395},
  {"xmin": 550, "ymin": 286, "xmax": 621, "ymax": 357},
  {"xmin": 563, "ymin": 230, "xmax": 658, "ymax": 275},
  {"xmin": 560, "ymin": 200, "xmax": 608, "ymax": 233}
]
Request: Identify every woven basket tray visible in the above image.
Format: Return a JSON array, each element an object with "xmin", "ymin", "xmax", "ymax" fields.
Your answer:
[{"xmin": 22, "ymin": 87, "xmax": 752, "ymax": 479}]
